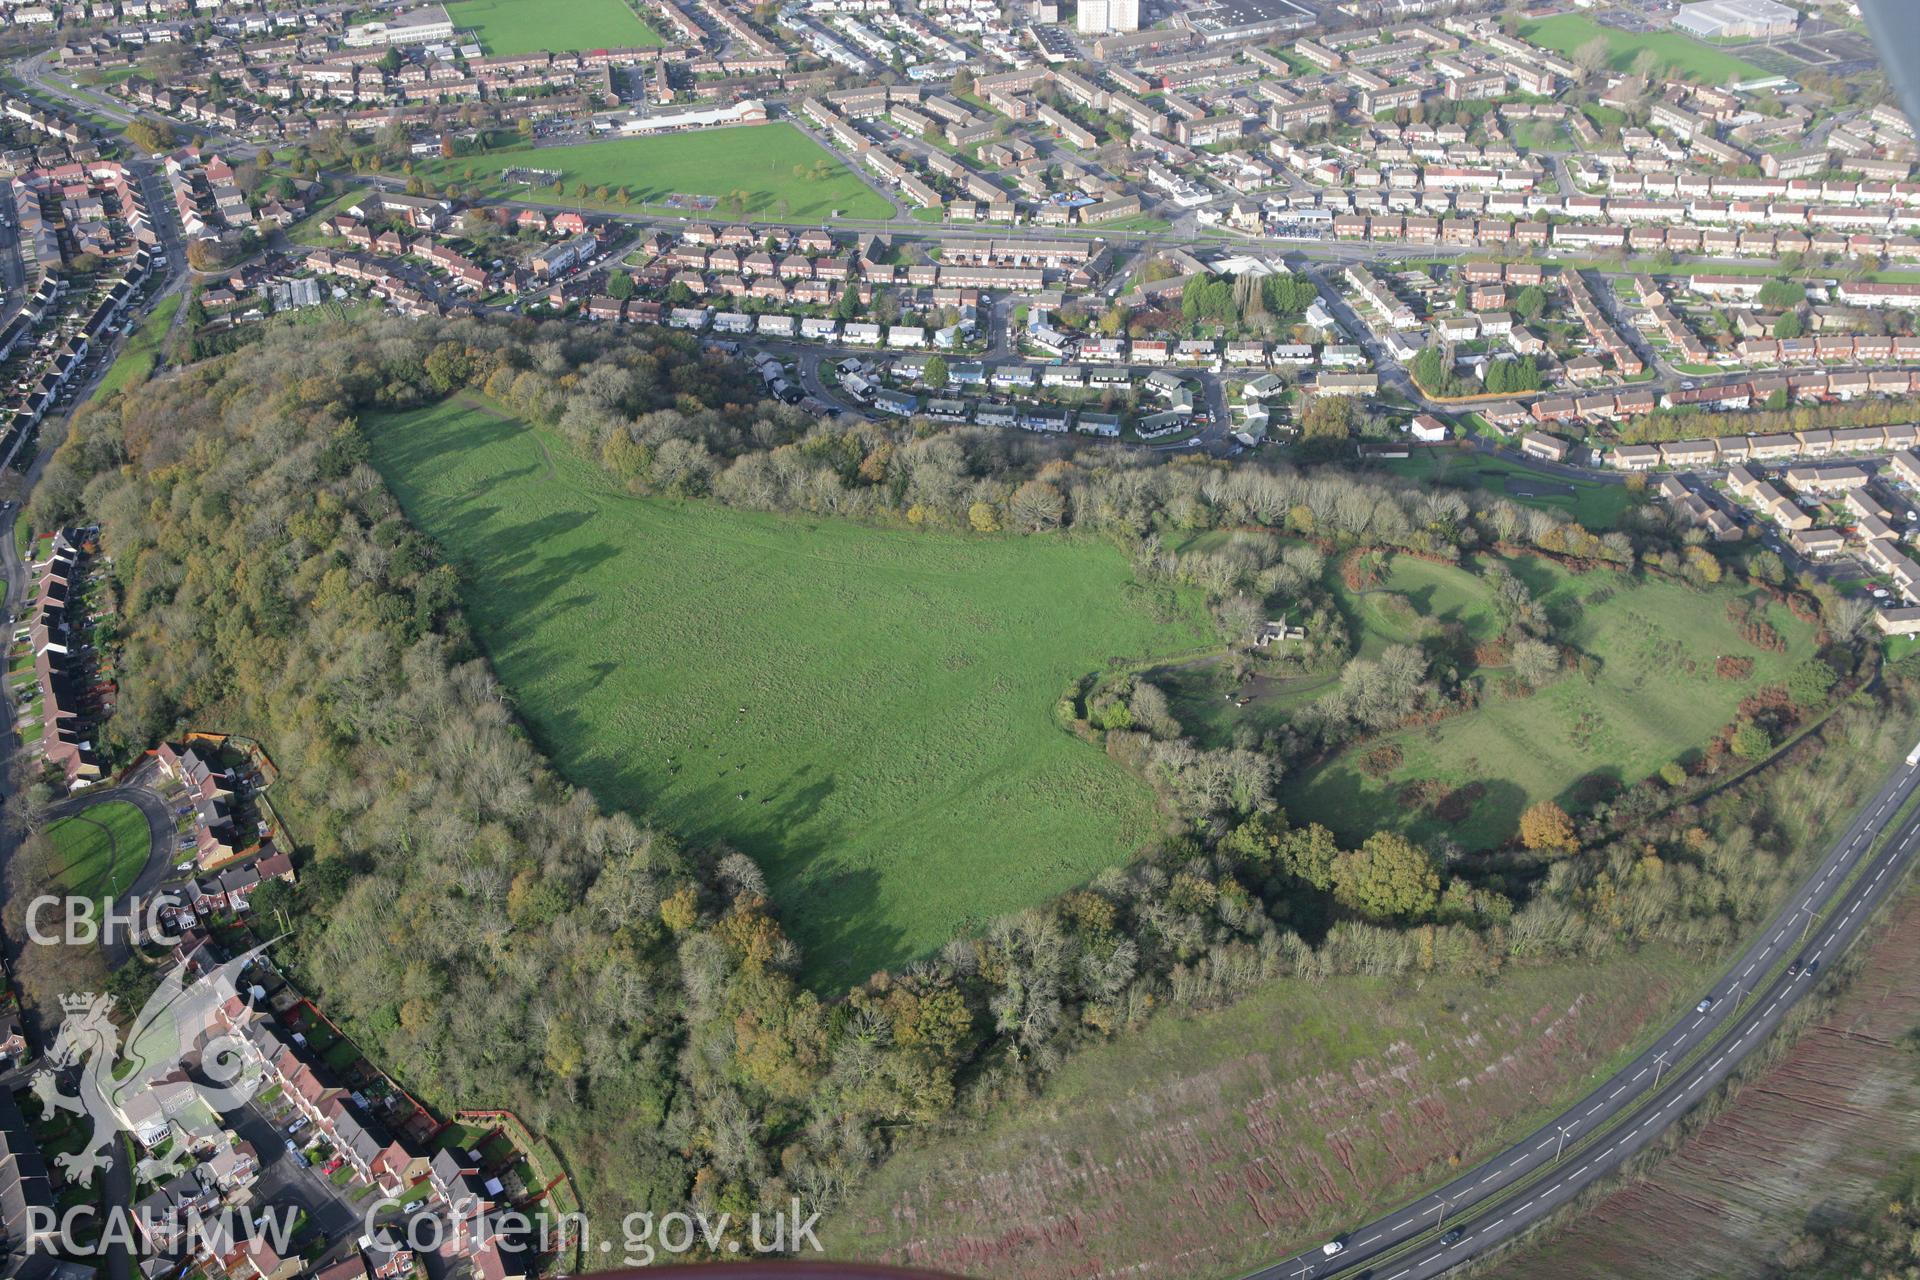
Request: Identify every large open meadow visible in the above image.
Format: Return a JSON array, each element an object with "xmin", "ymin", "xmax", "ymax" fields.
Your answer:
[
  {"xmin": 447, "ymin": 0, "xmax": 662, "ymax": 52},
  {"xmin": 365, "ymin": 397, "xmax": 1214, "ymax": 988},
  {"xmin": 1520, "ymin": 15, "xmax": 1764, "ymax": 84},
  {"xmin": 421, "ymin": 125, "xmax": 894, "ymax": 222},
  {"xmin": 1158, "ymin": 550, "xmax": 1814, "ymax": 849}
]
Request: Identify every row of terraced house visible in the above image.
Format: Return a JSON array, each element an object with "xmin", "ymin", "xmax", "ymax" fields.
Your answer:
[
  {"xmin": 169, "ymin": 927, "xmax": 536, "ymax": 1280},
  {"xmin": 26, "ymin": 530, "xmax": 103, "ymax": 789}
]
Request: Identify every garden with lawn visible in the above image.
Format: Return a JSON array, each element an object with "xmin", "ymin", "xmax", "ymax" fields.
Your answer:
[
  {"xmin": 447, "ymin": 0, "xmax": 662, "ymax": 52},
  {"xmin": 364, "ymin": 396, "xmax": 1216, "ymax": 988},
  {"xmin": 419, "ymin": 124, "xmax": 893, "ymax": 222}
]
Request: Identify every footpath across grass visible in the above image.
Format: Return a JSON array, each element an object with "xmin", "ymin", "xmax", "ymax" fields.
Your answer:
[
  {"xmin": 364, "ymin": 397, "xmax": 1216, "ymax": 988},
  {"xmin": 420, "ymin": 124, "xmax": 893, "ymax": 222},
  {"xmin": 447, "ymin": 0, "xmax": 662, "ymax": 51},
  {"xmin": 46, "ymin": 801, "xmax": 149, "ymax": 902}
]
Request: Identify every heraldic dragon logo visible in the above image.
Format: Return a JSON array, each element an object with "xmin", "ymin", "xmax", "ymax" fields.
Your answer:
[{"xmin": 30, "ymin": 942, "xmax": 273, "ymax": 1187}]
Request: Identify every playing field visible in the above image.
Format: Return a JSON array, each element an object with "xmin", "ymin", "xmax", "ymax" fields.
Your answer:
[
  {"xmin": 47, "ymin": 800, "xmax": 150, "ymax": 901},
  {"xmin": 365, "ymin": 398, "xmax": 1214, "ymax": 988},
  {"xmin": 1520, "ymin": 15, "xmax": 1764, "ymax": 84},
  {"xmin": 1282, "ymin": 555, "xmax": 1815, "ymax": 847},
  {"xmin": 447, "ymin": 0, "xmax": 662, "ymax": 52},
  {"xmin": 420, "ymin": 124, "xmax": 894, "ymax": 221}
]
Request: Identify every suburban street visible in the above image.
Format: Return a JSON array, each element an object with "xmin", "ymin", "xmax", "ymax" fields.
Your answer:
[
  {"xmin": 1254, "ymin": 752, "xmax": 1920, "ymax": 1280},
  {"xmin": 226, "ymin": 1095, "xmax": 365, "ymax": 1245}
]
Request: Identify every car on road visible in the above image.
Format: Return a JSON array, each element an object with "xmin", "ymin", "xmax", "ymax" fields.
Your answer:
[
  {"xmin": 1322, "ymin": 1237, "xmax": 1348, "ymax": 1258},
  {"xmin": 1440, "ymin": 1228, "xmax": 1465, "ymax": 1246},
  {"xmin": 284, "ymin": 1138, "xmax": 308, "ymax": 1166},
  {"xmin": 1695, "ymin": 996, "xmax": 1715, "ymax": 1014}
]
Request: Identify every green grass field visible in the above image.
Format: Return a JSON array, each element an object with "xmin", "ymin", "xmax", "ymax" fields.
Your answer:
[
  {"xmin": 365, "ymin": 398, "xmax": 1214, "ymax": 988},
  {"xmin": 1520, "ymin": 15, "xmax": 1764, "ymax": 84},
  {"xmin": 1379, "ymin": 450, "xmax": 1643, "ymax": 529},
  {"xmin": 46, "ymin": 801, "xmax": 149, "ymax": 901},
  {"xmin": 95, "ymin": 294, "xmax": 181, "ymax": 400},
  {"xmin": 447, "ymin": 0, "xmax": 662, "ymax": 51},
  {"xmin": 421, "ymin": 124, "xmax": 893, "ymax": 221},
  {"xmin": 1283, "ymin": 555, "xmax": 1814, "ymax": 847}
]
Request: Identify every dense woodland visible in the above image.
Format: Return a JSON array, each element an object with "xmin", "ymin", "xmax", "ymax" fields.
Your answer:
[{"xmin": 20, "ymin": 314, "xmax": 1914, "ymax": 1248}]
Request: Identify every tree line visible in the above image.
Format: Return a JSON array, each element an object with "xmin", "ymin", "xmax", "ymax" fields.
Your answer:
[{"xmin": 20, "ymin": 313, "xmax": 1906, "ymax": 1253}]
